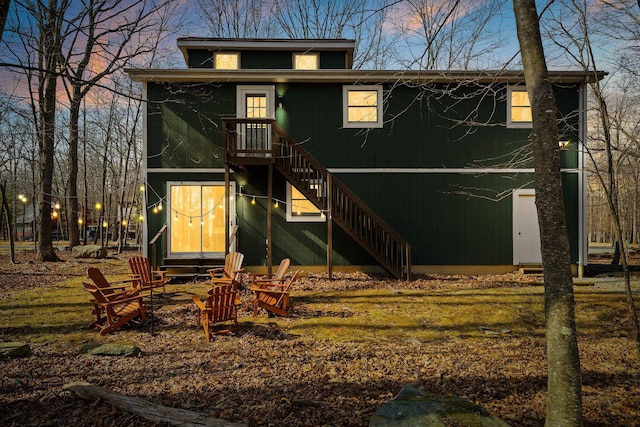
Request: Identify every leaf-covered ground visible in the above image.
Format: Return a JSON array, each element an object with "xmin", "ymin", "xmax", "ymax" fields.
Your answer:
[{"xmin": 1, "ymin": 250, "xmax": 639, "ymax": 426}]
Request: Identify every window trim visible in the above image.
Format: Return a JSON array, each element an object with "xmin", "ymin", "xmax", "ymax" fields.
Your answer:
[
  {"xmin": 293, "ymin": 52, "xmax": 319, "ymax": 70},
  {"xmin": 286, "ymin": 182, "xmax": 326, "ymax": 223},
  {"xmin": 342, "ymin": 85, "xmax": 384, "ymax": 129},
  {"xmin": 507, "ymin": 85, "xmax": 532, "ymax": 129},
  {"xmin": 214, "ymin": 52, "xmax": 240, "ymax": 70}
]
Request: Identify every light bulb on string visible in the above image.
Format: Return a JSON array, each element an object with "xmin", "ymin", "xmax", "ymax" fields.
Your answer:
[
  {"xmin": 153, "ymin": 206, "xmax": 159, "ymax": 214},
  {"xmin": 251, "ymin": 196, "xmax": 256, "ymax": 205},
  {"xmin": 274, "ymin": 200, "xmax": 279, "ymax": 208},
  {"xmin": 158, "ymin": 202, "xmax": 163, "ymax": 211}
]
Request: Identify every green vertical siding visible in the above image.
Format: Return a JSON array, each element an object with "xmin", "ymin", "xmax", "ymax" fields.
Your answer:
[
  {"xmin": 147, "ymin": 82, "xmax": 234, "ymax": 168},
  {"xmin": 145, "ymin": 78, "xmax": 584, "ymax": 268}
]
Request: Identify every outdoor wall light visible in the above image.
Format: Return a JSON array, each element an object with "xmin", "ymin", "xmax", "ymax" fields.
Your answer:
[
  {"xmin": 559, "ymin": 140, "xmax": 571, "ymax": 149},
  {"xmin": 277, "ymin": 95, "xmax": 284, "ymax": 108}
]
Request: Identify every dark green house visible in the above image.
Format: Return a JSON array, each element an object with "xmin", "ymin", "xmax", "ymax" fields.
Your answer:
[{"xmin": 127, "ymin": 38, "xmax": 601, "ymax": 279}]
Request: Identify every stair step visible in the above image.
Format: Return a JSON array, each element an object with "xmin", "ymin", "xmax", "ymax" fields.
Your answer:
[{"xmin": 519, "ymin": 265, "xmax": 543, "ymax": 274}]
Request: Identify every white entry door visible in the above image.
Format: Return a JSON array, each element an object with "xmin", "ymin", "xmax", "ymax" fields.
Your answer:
[
  {"xmin": 513, "ymin": 189, "xmax": 542, "ymax": 264},
  {"xmin": 236, "ymin": 86, "xmax": 275, "ymax": 157}
]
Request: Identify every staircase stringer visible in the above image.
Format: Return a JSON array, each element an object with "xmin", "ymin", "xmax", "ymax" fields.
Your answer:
[{"xmin": 271, "ymin": 124, "xmax": 411, "ymax": 280}]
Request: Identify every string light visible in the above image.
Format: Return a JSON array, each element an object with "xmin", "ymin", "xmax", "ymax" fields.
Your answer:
[{"xmin": 144, "ymin": 183, "xmax": 328, "ymax": 223}]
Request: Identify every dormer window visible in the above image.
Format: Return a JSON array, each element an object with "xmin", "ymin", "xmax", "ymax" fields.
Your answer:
[
  {"xmin": 294, "ymin": 53, "xmax": 319, "ymax": 70},
  {"xmin": 215, "ymin": 52, "xmax": 239, "ymax": 69}
]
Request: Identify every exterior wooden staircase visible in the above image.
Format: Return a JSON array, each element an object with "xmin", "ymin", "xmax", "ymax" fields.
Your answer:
[{"xmin": 222, "ymin": 118, "xmax": 411, "ymax": 280}]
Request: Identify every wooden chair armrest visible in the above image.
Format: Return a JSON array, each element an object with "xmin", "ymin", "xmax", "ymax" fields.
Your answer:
[
  {"xmin": 151, "ymin": 270, "xmax": 166, "ymax": 280},
  {"xmin": 110, "ymin": 277, "xmax": 139, "ymax": 285},
  {"xmin": 96, "ymin": 293, "xmax": 144, "ymax": 307},
  {"xmin": 99, "ymin": 284, "xmax": 131, "ymax": 292},
  {"xmin": 251, "ymin": 287, "xmax": 289, "ymax": 295},
  {"xmin": 191, "ymin": 294, "xmax": 207, "ymax": 311},
  {"xmin": 207, "ymin": 267, "xmax": 224, "ymax": 274}
]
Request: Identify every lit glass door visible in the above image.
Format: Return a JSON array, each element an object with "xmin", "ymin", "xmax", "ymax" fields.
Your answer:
[{"xmin": 168, "ymin": 182, "xmax": 234, "ymax": 256}]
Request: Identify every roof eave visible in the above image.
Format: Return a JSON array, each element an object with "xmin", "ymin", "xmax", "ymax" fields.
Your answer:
[{"xmin": 126, "ymin": 68, "xmax": 606, "ymax": 84}]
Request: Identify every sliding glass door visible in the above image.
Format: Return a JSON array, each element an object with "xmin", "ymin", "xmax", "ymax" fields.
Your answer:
[{"xmin": 168, "ymin": 182, "xmax": 235, "ymax": 257}]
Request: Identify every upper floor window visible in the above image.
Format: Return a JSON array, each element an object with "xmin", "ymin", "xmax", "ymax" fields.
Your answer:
[
  {"xmin": 507, "ymin": 86, "xmax": 532, "ymax": 128},
  {"xmin": 215, "ymin": 52, "xmax": 239, "ymax": 70},
  {"xmin": 343, "ymin": 85, "xmax": 383, "ymax": 128},
  {"xmin": 294, "ymin": 53, "xmax": 319, "ymax": 70}
]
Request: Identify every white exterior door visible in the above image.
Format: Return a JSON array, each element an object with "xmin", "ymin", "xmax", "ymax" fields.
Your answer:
[
  {"xmin": 513, "ymin": 189, "xmax": 542, "ymax": 264},
  {"xmin": 237, "ymin": 86, "xmax": 275, "ymax": 157}
]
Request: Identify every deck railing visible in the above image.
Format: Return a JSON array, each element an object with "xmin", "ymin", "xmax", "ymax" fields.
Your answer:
[{"xmin": 222, "ymin": 118, "xmax": 411, "ymax": 279}]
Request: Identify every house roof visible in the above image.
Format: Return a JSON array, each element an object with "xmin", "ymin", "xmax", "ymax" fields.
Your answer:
[
  {"xmin": 176, "ymin": 37, "xmax": 357, "ymax": 68},
  {"xmin": 126, "ymin": 68, "xmax": 605, "ymax": 85}
]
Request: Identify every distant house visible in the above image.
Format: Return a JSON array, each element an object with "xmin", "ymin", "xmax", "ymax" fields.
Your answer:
[{"xmin": 127, "ymin": 38, "xmax": 602, "ymax": 279}]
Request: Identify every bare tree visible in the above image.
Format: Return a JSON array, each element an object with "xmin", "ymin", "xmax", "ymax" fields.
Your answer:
[
  {"xmin": 0, "ymin": 0, "xmax": 9, "ymax": 41},
  {"xmin": 274, "ymin": 0, "xmax": 395, "ymax": 69},
  {"xmin": 388, "ymin": 0, "xmax": 507, "ymax": 70},
  {"xmin": 513, "ymin": 1, "xmax": 583, "ymax": 425},
  {"xmin": 544, "ymin": 0, "xmax": 640, "ymax": 356},
  {"xmin": 58, "ymin": 0, "xmax": 177, "ymax": 249},
  {"xmin": 193, "ymin": 0, "xmax": 280, "ymax": 38}
]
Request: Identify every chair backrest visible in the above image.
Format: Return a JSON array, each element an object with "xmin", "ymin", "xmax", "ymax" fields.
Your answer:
[
  {"xmin": 224, "ymin": 252, "xmax": 244, "ymax": 280},
  {"xmin": 128, "ymin": 256, "xmax": 151, "ymax": 284},
  {"xmin": 207, "ymin": 283, "xmax": 238, "ymax": 323},
  {"xmin": 272, "ymin": 258, "xmax": 291, "ymax": 283},
  {"xmin": 83, "ymin": 281, "xmax": 108, "ymax": 304},
  {"xmin": 86, "ymin": 267, "xmax": 118, "ymax": 298},
  {"xmin": 282, "ymin": 270, "xmax": 299, "ymax": 293}
]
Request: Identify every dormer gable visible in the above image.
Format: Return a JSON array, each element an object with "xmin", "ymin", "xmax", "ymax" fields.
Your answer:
[{"xmin": 176, "ymin": 38, "xmax": 355, "ymax": 70}]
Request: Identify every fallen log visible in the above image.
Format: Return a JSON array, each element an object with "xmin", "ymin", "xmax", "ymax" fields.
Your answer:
[{"xmin": 63, "ymin": 381, "xmax": 246, "ymax": 427}]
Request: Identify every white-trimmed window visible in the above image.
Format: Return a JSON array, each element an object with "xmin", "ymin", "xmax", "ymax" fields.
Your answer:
[
  {"xmin": 214, "ymin": 52, "xmax": 239, "ymax": 70},
  {"xmin": 286, "ymin": 183, "xmax": 325, "ymax": 222},
  {"xmin": 343, "ymin": 85, "xmax": 383, "ymax": 128},
  {"xmin": 507, "ymin": 86, "xmax": 532, "ymax": 128},
  {"xmin": 294, "ymin": 53, "xmax": 319, "ymax": 70}
]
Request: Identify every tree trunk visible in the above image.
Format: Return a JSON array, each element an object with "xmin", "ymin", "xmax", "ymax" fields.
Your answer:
[
  {"xmin": 66, "ymin": 96, "xmax": 81, "ymax": 249},
  {"xmin": 512, "ymin": 1, "xmax": 583, "ymax": 426},
  {"xmin": 36, "ymin": 0, "xmax": 61, "ymax": 262},
  {"xmin": 63, "ymin": 381, "xmax": 246, "ymax": 427}
]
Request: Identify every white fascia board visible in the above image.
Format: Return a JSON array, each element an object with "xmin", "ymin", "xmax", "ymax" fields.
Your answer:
[
  {"xmin": 177, "ymin": 38, "xmax": 356, "ymax": 51},
  {"xmin": 126, "ymin": 68, "xmax": 603, "ymax": 84}
]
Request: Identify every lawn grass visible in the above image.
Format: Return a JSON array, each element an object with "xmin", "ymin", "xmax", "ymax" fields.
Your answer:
[
  {"xmin": 2, "ymin": 253, "xmax": 639, "ymax": 427},
  {"xmin": 289, "ymin": 285, "xmax": 635, "ymax": 343},
  {"xmin": 2, "ymin": 270, "xmax": 635, "ymax": 349}
]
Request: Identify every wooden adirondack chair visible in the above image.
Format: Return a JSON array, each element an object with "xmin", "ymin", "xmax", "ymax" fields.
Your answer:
[
  {"xmin": 250, "ymin": 258, "xmax": 290, "ymax": 290},
  {"xmin": 86, "ymin": 267, "xmax": 139, "ymax": 299},
  {"xmin": 207, "ymin": 252, "xmax": 244, "ymax": 284},
  {"xmin": 82, "ymin": 282, "xmax": 147, "ymax": 335},
  {"xmin": 128, "ymin": 256, "xmax": 167, "ymax": 294},
  {"xmin": 192, "ymin": 282, "xmax": 239, "ymax": 341},
  {"xmin": 251, "ymin": 270, "xmax": 300, "ymax": 317}
]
